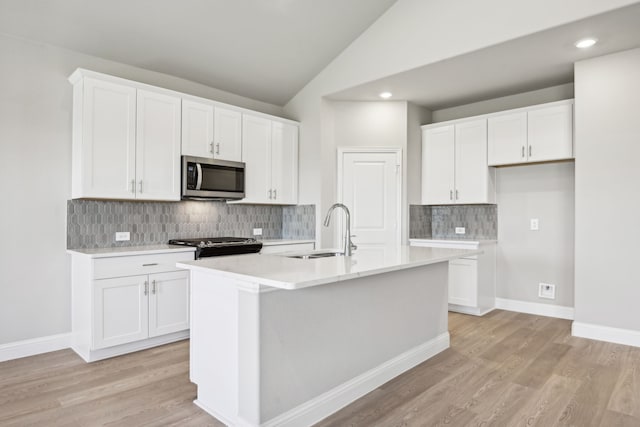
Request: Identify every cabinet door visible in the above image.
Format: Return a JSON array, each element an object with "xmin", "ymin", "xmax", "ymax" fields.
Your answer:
[
  {"xmin": 422, "ymin": 125, "xmax": 455, "ymax": 205},
  {"xmin": 93, "ymin": 275, "xmax": 148, "ymax": 349},
  {"xmin": 148, "ymin": 271, "xmax": 190, "ymax": 337},
  {"xmin": 241, "ymin": 114, "xmax": 272, "ymax": 203},
  {"xmin": 182, "ymin": 99, "xmax": 214, "ymax": 158},
  {"xmin": 487, "ymin": 112, "xmax": 527, "ymax": 166},
  {"xmin": 213, "ymin": 107, "xmax": 242, "ymax": 162},
  {"xmin": 135, "ymin": 89, "xmax": 182, "ymax": 201},
  {"xmin": 80, "ymin": 78, "xmax": 136, "ymax": 199},
  {"xmin": 527, "ymin": 103, "xmax": 573, "ymax": 162},
  {"xmin": 271, "ymin": 122, "xmax": 298, "ymax": 204},
  {"xmin": 455, "ymin": 119, "xmax": 490, "ymax": 203},
  {"xmin": 448, "ymin": 258, "xmax": 478, "ymax": 307}
]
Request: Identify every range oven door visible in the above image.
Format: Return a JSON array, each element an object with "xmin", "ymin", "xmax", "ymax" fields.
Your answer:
[{"xmin": 182, "ymin": 156, "xmax": 245, "ymax": 200}]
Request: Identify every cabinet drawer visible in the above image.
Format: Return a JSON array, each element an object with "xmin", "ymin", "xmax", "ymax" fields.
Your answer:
[{"xmin": 93, "ymin": 252, "xmax": 195, "ymax": 279}]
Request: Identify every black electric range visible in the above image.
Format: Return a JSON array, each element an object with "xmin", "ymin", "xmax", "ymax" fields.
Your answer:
[{"xmin": 168, "ymin": 237, "xmax": 262, "ymax": 259}]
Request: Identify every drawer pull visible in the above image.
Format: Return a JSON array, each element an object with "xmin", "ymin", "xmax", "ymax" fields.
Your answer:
[{"xmin": 142, "ymin": 263, "xmax": 158, "ymax": 267}]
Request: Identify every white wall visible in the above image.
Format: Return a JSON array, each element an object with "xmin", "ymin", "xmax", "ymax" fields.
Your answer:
[
  {"xmin": 284, "ymin": 0, "xmax": 634, "ymax": 249},
  {"xmin": 574, "ymin": 48, "xmax": 640, "ymax": 333},
  {"xmin": 432, "ymin": 83, "xmax": 574, "ymax": 123},
  {"xmin": 496, "ymin": 163, "xmax": 575, "ymax": 307},
  {"xmin": 0, "ymin": 34, "xmax": 284, "ymax": 345},
  {"xmin": 324, "ymin": 101, "xmax": 407, "ymax": 244}
]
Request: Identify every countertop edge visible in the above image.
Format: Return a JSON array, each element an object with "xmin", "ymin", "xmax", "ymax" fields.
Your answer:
[
  {"xmin": 177, "ymin": 248, "xmax": 482, "ymax": 291},
  {"xmin": 67, "ymin": 245, "xmax": 196, "ymax": 258}
]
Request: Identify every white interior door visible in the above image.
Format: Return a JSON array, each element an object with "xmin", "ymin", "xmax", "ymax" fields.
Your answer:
[{"xmin": 339, "ymin": 150, "xmax": 401, "ymax": 251}]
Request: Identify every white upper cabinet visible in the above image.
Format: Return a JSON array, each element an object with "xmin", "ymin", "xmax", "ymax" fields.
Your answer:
[
  {"xmin": 70, "ymin": 69, "xmax": 298, "ymax": 202},
  {"xmin": 70, "ymin": 71, "xmax": 181, "ymax": 201},
  {"xmin": 181, "ymin": 98, "xmax": 242, "ymax": 162},
  {"xmin": 488, "ymin": 100, "xmax": 573, "ymax": 166},
  {"xmin": 181, "ymin": 99, "xmax": 214, "ymax": 159},
  {"xmin": 422, "ymin": 125, "xmax": 455, "ymax": 205},
  {"xmin": 527, "ymin": 103, "xmax": 573, "ymax": 162},
  {"xmin": 271, "ymin": 121, "xmax": 299, "ymax": 204},
  {"xmin": 422, "ymin": 119, "xmax": 495, "ymax": 205},
  {"xmin": 455, "ymin": 119, "xmax": 492, "ymax": 204},
  {"xmin": 73, "ymin": 77, "xmax": 137, "ymax": 199},
  {"xmin": 240, "ymin": 114, "xmax": 298, "ymax": 205},
  {"xmin": 487, "ymin": 112, "xmax": 527, "ymax": 166},
  {"xmin": 214, "ymin": 107, "xmax": 243, "ymax": 162},
  {"xmin": 135, "ymin": 90, "xmax": 181, "ymax": 201}
]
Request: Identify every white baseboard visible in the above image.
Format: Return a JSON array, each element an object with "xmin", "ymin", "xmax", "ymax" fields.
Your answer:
[
  {"xmin": 572, "ymin": 322, "xmax": 640, "ymax": 348},
  {"xmin": 495, "ymin": 298, "xmax": 574, "ymax": 320},
  {"xmin": 449, "ymin": 304, "xmax": 495, "ymax": 316},
  {"xmin": 262, "ymin": 332, "xmax": 450, "ymax": 427},
  {"xmin": 0, "ymin": 333, "xmax": 72, "ymax": 363}
]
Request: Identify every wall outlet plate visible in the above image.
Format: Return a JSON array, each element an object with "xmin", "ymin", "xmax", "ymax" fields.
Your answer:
[
  {"xmin": 115, "ymin": 231, "xmax": 130, "ymax": 241},
  {"xmin": 538, "ymin": 282, "xmax": 556, "ymax": 299},
  {"xmin": 253, "ymin": 228, "xmax": 263, "ymax": 236},
  {"xmin": 455, "ymin": 227, "xmax": 466, "ymax": 235},
  {"xmin": 530, "ymin": 218, "xmax": 539, "ymax": 231}
]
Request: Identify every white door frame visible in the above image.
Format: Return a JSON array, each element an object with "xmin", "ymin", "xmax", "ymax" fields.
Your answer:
[{"xmin": 336, "ymin": 147, "xmax": 403, "ymax": 247}]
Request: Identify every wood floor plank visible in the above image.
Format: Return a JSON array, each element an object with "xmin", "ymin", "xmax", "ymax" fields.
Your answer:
[
  {"xmin": 599, "ymin": 409, "xmax": 640, "ymax": 427},
  {"xmin": 607, "ymin": 351, "xmax": 640, "ymax": 418}
]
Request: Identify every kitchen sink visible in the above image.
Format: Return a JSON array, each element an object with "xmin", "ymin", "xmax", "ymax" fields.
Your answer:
[{"xmin": 285, "ymin": 250, "xmax": 344, "ymax": 259}]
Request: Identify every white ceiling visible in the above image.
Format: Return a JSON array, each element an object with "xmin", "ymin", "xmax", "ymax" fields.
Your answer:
[
  {"xmin": 2, "ymin": 1, "xmax": 640, "ymax": 110},
  {"xmin": 327, "ymin": 3, "xmax": 640, "ymax": 110},
  {"xmin": 0, "ymin": 0, "xmax": 398, "ymax": 106}
]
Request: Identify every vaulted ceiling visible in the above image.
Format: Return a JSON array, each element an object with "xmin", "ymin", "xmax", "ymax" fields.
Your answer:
[{"xmin": 0, "ymin": 0, "xmax": 398, "ymax": 106}]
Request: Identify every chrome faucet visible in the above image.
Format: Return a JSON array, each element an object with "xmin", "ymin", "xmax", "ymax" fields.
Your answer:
[{"xmin": 323, "ymin": 203, "xmax": 357, "ymax": 256}]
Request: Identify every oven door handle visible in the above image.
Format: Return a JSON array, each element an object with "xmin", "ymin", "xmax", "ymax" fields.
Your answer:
[{"xmin": 196, "ymin": 163, "xmax": 203, "ymax": 190}]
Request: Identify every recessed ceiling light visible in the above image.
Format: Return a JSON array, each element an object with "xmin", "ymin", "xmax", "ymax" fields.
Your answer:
[
  {"xmin": 575, "ymin": 38, "xmax": 597, "ymax": 49},
  {"xmin": 379, "ymin": 92, "xmax": 392, "ymax": 99}
]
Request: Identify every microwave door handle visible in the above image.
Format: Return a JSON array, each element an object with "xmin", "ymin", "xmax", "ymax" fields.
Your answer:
[{"xmin": 196, "ymin": 163, "xmax": 203, "ymax": 190}]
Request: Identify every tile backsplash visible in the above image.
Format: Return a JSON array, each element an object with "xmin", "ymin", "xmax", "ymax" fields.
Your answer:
[
  {"xmin": 67, "ymin": 200, "xmax": 315, "ymax": 249},
  {"xmin": 410, "ymin": 204, "xmax": 497, "ymax": 240}
]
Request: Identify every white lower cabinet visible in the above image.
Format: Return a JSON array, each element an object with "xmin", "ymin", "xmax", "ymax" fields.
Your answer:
[
  {"xmin": 70, "ymin": 249, "xmax": 194, "ymax": 362},
  {"xmin": 410, "ymin": 239, "xmax": 496, "ymax": 316}
]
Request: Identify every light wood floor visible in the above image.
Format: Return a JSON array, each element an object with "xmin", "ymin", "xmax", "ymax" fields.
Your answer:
[{"xmin": 2, "ymin": 310, "xmax": 639, "ymax": 426}]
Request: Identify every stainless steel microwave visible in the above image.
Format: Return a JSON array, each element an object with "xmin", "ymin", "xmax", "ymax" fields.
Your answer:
[{"xmin": 181, "ymin": 156, "xmax": 245, "ymax": 200}]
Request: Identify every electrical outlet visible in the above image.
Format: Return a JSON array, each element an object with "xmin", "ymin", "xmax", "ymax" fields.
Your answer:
[
  {"xmin": 253, "ymin": 228, "xmax": 263, "ymax": 236},
  {"xmin": 538, "ymin": 283, "xmax": 556, "ymax": 299},
  {"xmin": 530, "ymin": 218, "xmax": 539, "ymax": 231},
  {"xmin": 455, "ymin": 227, "xmax": 466, "ymax": 235},
  {"xmin": 115, "ymin": 231, "xmax": 130, "ymax": 241}
]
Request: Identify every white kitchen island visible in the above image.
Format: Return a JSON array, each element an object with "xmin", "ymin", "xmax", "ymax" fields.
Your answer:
[{"xmin": 177, "ymin": 245, "xmax": 480, "ymax": 427}]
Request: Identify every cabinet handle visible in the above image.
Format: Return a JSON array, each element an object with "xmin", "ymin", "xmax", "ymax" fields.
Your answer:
[
  {"xmin": 142, "ymin": 263, "xmax": 158, "ymax": 267},
  {"xmin": 273, "ymin": 189, "xmax": 277, "ymax": 200},
  {"xmin": 450, "ymin": 190, "xmax": 453, "ymax": 201},
  {"xmin": 139, "ymin": 180, "xmax": 143, "ymax": 193},
  {"xmin": 268, "ymin": 189, "xmax": 273, "ymax": 199},
  {"xmin": 152, "ymin": 280, "xmax": 157, "ymax": 294},
  {"xmin": 144, "ymin": 280, "xmax": 149, "ymax": 296},
  {"xmin": 456, "ymin": 189, "xmax": 459, "ymax": 200},
  {"xmin": 131, "ymin": 180, "xmax": 135, "ymax": 193},
  {"xmin": 215, "ymin": 143, "xmax": 220, "ymax": 155},
  {"xmin": 209, "ymin": 142, "xmax": 214, "ymax": 154},
  {"xmin": 522, "ymin": 146, "xmax": 525, "ymax": 158},
  {"xmin": 529, "ymin": 145, "xmax": 532, "ymax": 158}
]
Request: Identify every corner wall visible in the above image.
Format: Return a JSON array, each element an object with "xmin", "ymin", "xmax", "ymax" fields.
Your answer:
[{"xmin": 574, "ymin": 48, "xmax": 640, "ymax": 342}]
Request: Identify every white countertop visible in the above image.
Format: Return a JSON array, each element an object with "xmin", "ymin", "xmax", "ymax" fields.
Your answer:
[
  {"xmin": 67, "ymin": 244, "xmax": 196, "ymax": 258},
  {"xmin": 177, "ymin": 245, "xmax": 481, "ymax": 290},
  {"xmin": 260, "ymin": 239, "xmax": 316, "ymax": 246}
]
